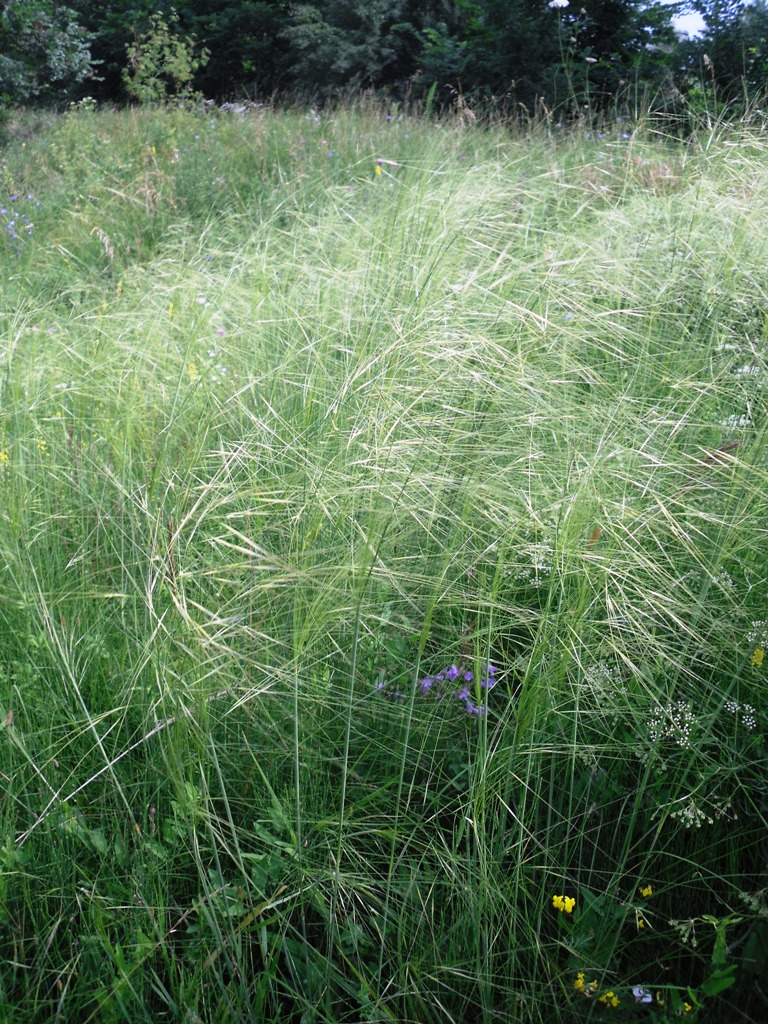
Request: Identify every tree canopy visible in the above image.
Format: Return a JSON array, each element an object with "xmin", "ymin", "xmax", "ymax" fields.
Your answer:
[{"xmin": 1, "ymin": 0, "xmax": 766, "ymax": 113}]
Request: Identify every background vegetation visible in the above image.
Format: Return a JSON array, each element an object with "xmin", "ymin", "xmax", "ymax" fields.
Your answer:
[
  {"xmin": 0, "ymin": 94, "xmax": 766, "ymax": 1022},
  {"xmin": 1, "ymin": 0, "xmax": 767, "ymax": 117}
]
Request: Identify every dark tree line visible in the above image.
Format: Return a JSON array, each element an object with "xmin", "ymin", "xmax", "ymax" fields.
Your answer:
[{"xmin": 1, "ymin": 0, "xmax": 767, "ymax": 113}]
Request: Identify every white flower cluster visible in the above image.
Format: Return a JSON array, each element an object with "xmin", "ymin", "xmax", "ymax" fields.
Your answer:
[
  {"xmin": 648, "ymin": 700, "xmax": 697, "ymax": 748},
  {"xmin": 746, "ymin": 620, "xmax": 768, "ymax": 644},
  {"xmin": 710, "ymin": 570, "xmax": 735, "ymax": 591},
  {"xmin": 738, "ymin": 889, "xmax": 768, "ymax": 916},
  {"xmin": 734, "ymin": 364, "xmax": 764, "ymax": 377},
  {"xmin": 514, "ymin": 541, "xmax": 554, "ymax": 588},
  {"xmin": 669, "ymin": 919, "xmax": 698, "ymax": 947},
  {"xmin": 720, "ymin": 413, "xmax": 751, "ymax": 429},
  {"xmin": 724, "ymin": 699, "xmax": 757, "ymax": 732},
  {"xmin": 579, "ymin": 661, "xmax": 622, "ymax": 702},
  {"xmin": 670, "ymin": 800, "xmax": 710, "ymax": 828},
  {"xmin": 667, "ymin": 795, "xmax": 733, "ymax": 829},
  {"xmin": 205, "ymin": 345, "xmax": 229, "ymax": 384}
]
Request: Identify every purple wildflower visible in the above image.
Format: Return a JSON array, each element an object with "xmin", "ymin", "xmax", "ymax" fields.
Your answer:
[
  {"xmin": 466, "ymin": 700, "xmax": 486, "ymax": 717},
  {"xmin": 479, "ymin": 663, "xmax": 498, "ymax": 689},
  {"xmin": 375, "ymin": 655, "xmax": 499, "ymax": 720}
]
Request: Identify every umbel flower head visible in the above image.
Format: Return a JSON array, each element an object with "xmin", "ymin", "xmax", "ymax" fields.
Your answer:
[
  {"xmin": 552, "ymin": 894, "xmax": 576, "ymax": 913},
  {"xmin": 548, "ymin": 0, "xmax": 569, "ymax": 7}
]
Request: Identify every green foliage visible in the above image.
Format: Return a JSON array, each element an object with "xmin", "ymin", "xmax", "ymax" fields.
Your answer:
[
  {"xmin": 685, "ymin": 0, "xmax": 768, "ymax": 107},
  {"xmin": 122, "ymin": 6, "xmax": 209, "ymax": 104},
  {"xmin": 66, "ymin": 0, "xmax": 159, "ymax": 99},
  {"xmin": 186, "ymin": 1, "xmax": 292, "ymax": 97},
  {"xmin": 0, "ymin": 0, "xmax": 94, "ymax": 104},
  {"xmin": 409, "ymin": 1, "xmax": 487, "ymax": 89},
  {"xmin": 282, "ymin": 0, "xmax": 410, "ymax": 91},
  {"xmin": 45, "ymin": 0, "xmax": 768, "ymax": 117}
]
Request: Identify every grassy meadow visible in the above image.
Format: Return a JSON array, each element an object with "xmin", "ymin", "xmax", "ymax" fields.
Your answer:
[{"xmin": 0, "ymin": 99, "xmax": 767, "ymax": 1023}]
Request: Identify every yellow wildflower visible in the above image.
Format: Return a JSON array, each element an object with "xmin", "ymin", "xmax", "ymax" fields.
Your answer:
[
  {"xmin": 375, "ymin": 164, "xmax": 382, "ymax": 175},
  {"xmin": 639, "ymin": 884, "xmax": 653, "ymax": 898},
  {"xmin": 598, "ymin": 991, "xmax": 620, "ymax": 1007},
  {"xmin": 574, "ymin": 972, "xmax": 598, "ymax": 996},
  {"xmin": 682, "ymin": 1002, "xmax": 693, "ymax": 1014},
  {"xmin": 751, "ymin": 647, "xmax": 764, "ymax": 669},
  {"xmin": 552, "ymin": 894, "xmax": 576, "ymax": 913}
]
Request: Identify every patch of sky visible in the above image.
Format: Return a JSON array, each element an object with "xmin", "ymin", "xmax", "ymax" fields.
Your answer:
[{"xmin": 671, "ymin": 4, "xmax": 706, "ymax": 37}]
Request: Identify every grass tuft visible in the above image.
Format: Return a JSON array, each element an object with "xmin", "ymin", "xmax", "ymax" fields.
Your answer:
[{"xmin": 0, "ymin": 101, "xmax": 766, "ymax": 1022}]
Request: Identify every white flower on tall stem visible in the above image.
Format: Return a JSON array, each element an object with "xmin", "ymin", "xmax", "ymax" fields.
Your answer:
[{"xmin": 548, "ymin": 0, "xmax": 569, "ymax": 7}]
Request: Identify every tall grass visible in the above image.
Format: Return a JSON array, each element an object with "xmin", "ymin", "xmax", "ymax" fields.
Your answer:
[{"xmin": 0, "ymin": 99, "xmax": 766, "ymax": 1023}]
